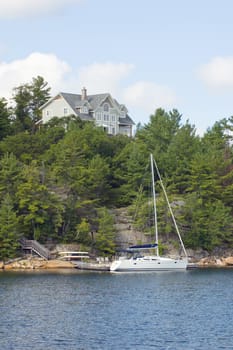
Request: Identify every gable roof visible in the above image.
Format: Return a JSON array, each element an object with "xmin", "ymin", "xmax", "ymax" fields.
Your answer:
[{"xmin": 41, "ymin": 90, "xmax": 134, "ymax": 125}]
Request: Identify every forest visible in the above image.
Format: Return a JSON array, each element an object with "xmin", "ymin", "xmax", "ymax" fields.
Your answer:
[{"xmin": 0, "ymin": 76, "xmax": 232, "ymax": 260}]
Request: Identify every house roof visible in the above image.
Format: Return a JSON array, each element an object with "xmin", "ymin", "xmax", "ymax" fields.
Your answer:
[
  {"xmin": 61, "ymin": 92, "xmax": 134, "ymax": 125},
  {"xmin": 119, "ymin": 114, "xmax": 135, "ymax": 125},
  {"xmin": 41, "ymin": 90, "xmax": 134, "ymax": 125}
]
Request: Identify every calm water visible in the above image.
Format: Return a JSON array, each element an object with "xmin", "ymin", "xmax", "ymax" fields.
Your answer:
[{"xmin": 0, "ymin": 268, "xmax": 233, "ymax": 350}]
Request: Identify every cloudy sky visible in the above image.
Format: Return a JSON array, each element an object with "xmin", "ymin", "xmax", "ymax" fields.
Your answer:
[{"xmin": 0, "ymin": 0, "xmax": 233, "ymax": 134}]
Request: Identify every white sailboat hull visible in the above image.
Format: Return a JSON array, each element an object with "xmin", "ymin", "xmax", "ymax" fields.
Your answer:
[{"xmin": 110, "ymin": 256, "xmax": 188, "ymax": 272}]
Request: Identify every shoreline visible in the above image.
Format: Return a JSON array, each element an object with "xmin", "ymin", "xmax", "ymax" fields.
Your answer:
[{"xmin": 1, "ymin": 255, "xmax": 233, "ymax": 271}]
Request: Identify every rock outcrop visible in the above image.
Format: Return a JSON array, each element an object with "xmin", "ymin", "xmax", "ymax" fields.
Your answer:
[
  {"xmin": 2, "ymin": 258, "xmax": 75, "ymax": 270},
  {"xmin": 111, "ymin": 208, "xmax": 151, "ymax": 250},
  {"xmin": 197, "ymin": 256, "xmax": 233, "ymax": 267}
]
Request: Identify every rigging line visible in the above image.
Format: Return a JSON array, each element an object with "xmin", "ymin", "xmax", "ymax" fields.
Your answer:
[{"xmin": 152, "ymin": 157, "xmax": 188, "ymax": 258}]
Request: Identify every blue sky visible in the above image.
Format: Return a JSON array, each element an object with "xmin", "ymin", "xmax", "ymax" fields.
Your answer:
[{"xmin": 0, "ymin": 0, "xmax": 233, "ymax": 134}]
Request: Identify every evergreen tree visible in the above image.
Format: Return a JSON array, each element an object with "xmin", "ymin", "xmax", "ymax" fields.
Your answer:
[
  {"xmin": 12, "ymin": 76, "xmax": 51, "ymax": 133},
  {"xmin": 0, "ymin": 98, "xmax": 12, "ymax": 140},
  {"xmin": 182, "ymin": 194, "xmax": 232, "ymax": 250},
  {"xmin": 95, "ymin": 208, "xmax": 116, "ymax": 256},
  {"xmin": 0, "ymin": 153, "xmax": 22, "ymax": 199},
  {"xmin": 136, "ymin": 108, "xmax": 181, "ymax": 159},
  {"xmin": 16, "ymin": 161, "xmax": 63, "ymax": 241},
  {"xmin": 0, "ymin": 194, "xmax": 20, "ymax": 261}
]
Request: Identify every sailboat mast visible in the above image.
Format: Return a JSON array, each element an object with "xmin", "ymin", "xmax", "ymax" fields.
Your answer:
[
  {"xmin": 150, "ymin": 154, "xmax": 159, "ymax": 257},
  {"xmin": 152, "ymin": 157, "xmax": 188, "ymax": 258}
]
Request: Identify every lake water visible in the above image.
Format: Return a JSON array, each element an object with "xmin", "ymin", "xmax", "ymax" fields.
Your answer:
[{"xmin": 0, "ymin": 268, "xmax": 233, "ymax": 350}]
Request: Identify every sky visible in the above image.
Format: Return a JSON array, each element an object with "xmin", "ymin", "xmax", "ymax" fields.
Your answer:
[{"xmin": 0, "ymin": 0, "xmax": 233, "ymax": 134}]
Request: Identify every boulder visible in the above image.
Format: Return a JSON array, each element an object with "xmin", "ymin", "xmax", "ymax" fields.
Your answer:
[
  {"xmin": 224, "ymin": 257, "xmax": 233, "ymax": 266},
  {"xmin": 42, "ymin": 259, "xmax": 75, "ymax": 269},
  {"xmin": 197, "ymin": 257, "xmax": 218, "ymax": 267},
  {"xmin": 215, "ymin": 258, "xmax": 226, "ymax": 267},
  {"xmin": 4, "ymin": 259, "xmax": 37, "ymax": 270},
  {"xmin": 3, "ymin": 258, "xmax": 75, "ymax": 269}
]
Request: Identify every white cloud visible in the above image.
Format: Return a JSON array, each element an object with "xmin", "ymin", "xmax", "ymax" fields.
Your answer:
[
  {"xmin": 0, "ymin": 0, "xmax": 84, "ymax": 19},
  {"xmin": 77, "ymin": 62, "xmax": 135, "ymax": 95},
  {"xmin": 123, "ymin": 81, "xmax": 177, "ymax": 114},
  {"xmin": 0, "ymin": 53, "xmax": 70, "ymax": 99},
  {"xmin": 0, "ymin": 53, "xmax": 176, "ymax": 124},
  {"xmin": 76, "ymin": 63, "xmax": 177, "ymax": 118},
  {"xmin": 199, "ymin": 56, "xmax": 233, "ymax": 89}
]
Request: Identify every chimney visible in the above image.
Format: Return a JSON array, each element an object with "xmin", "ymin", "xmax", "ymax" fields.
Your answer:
[{"xmin": 81, "ymin": 87, "xmax": 87, "ymax": 100}]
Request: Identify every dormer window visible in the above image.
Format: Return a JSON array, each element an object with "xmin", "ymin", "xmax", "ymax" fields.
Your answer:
[
  {"xmin": 103, "ymin": 103, "xmax": 109, "ymax": 112},
  {"xmin": 82, "ymin": 106, "xmax": 88, "ymax": 114}
]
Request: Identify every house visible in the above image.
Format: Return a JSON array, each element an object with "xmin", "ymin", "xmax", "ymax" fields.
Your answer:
[{"xmin": 40, "ymin": 87, "xmax": 134, "ymax": 136}]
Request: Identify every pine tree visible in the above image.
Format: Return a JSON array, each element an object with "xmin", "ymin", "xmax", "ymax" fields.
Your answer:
[
  {"xmin": 0, "ymin": 194, "xmax": 20, "ymax": 261},
  {"xmin": 95, "ymin": 208, "xmax": 116, "ymax": 256}
]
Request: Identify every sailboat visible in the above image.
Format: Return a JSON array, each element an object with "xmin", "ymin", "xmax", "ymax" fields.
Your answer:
[{"xmin": 110, "ymin": 154, "xmax": 188, "ymax": 272}]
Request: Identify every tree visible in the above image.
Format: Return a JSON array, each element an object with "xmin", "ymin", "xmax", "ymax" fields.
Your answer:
[
  {"xmin": 12, "ymin": 83, "xmax": 32, "ymax": 132},
  {"xmin": 95, "ymin": 207, "xmax": 116, "ymax": 256},
  {"xmin": 12, "ymin": 76, "xmax": 51, "ymax": 133},
  {"xmin": 0, "ymin": 194, "xmax": 20, "ymax": 261},
  {"xmin": 136, "ymin": 108, "xmax": 181, "ymax": 158},
  {"xmin": 164, "ymin": 121, "xmax": 200, "ymax": 193},
  {"xmin": 0, "ymin": 98, "xmax": 12, "ymax": 140},
  {"xmin": 76, "ymin": 218, "xmax": 91, "ymax": 245},
  {"xmin": 201, "ymin": 118, "xmax": 233, "ymax": 208},
  {"xmin": 111, "ymin": 141, "xmax": 149, "ymax": 205},
  {"xmin": 79, "ymin": 155, "xmax": 111, "ymax": 203},
  {"xmin": 16, "ymin": 161, "xmax": 63, "ymax": 241},
  {"xmin": 30, "ymin": 76, "xmax": 51, "ymax": 126},
  {"xmin": 181, "ymin": 194, "xmax": 232, "ymax": 251},
  {"xmin": 0, "ymin": 153, "xmax": 22, "ymax": 199}
]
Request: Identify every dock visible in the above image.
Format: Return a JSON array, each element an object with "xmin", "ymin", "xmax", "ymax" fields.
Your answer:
[{"xmin": 74, "ymin": 261, "xmax": 110, "ymax": 271}]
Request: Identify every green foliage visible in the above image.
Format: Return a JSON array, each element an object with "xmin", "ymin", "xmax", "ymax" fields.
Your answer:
[
  {"xmin": 16, "ymin": 162, "xmax": 64, "ymax": 242},
  {"xmin": 95, "ymin": 207, "xmax": 116, "ymax": 256},
  {"xmin": 0, "ymin": 194, "xmax": 20, "ymax": 261},
  {"xmin": 12, "ymin": 76, "xmax": 50, "ymax": 133},
  {"xmin": 164, "ymin": 121, "xmax": 200, "ymax": 193},
  {"xmin": 76, "ymin": 218, "xmax": 91, "ymax": 245},
  {"xmin": 136, "ymin": 108, "xmax": 181, "ymax": 157},
  {"xmin": 0, "ymin": 153, "xmax": 22, "ymax": 198},
  {"xmin": 112, "ymin": 141, "xmax": 149, "ymax": 205},
  {"xmin": 0, "ymin": 98, "xmax": 12, "ymax": 140},
  {"xmin": 181, "ymin": 193, "xmax": 232, "ymax": 251},
  {"xmin": 0, "ymin": 76, "xmax": 232, "ymax": 256}
]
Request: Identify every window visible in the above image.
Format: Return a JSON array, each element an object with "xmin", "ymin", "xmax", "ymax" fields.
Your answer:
[
  {"xmin": 112, "ymin": 127, "xmax": 115, "ymax": 135},
  {"xmin": 111, "ymin": 115, "xmax": 116, "ymax": 122},
  {"xmin": 104, "ymin": 114, "xmax": 109, "ymax": 121},
  {"xmin": 96, "ymin": 113, "xmax": 101, "ymax": 120},
  {"xmin": 103, "ymin": 103, "xmax": 109, "ymax": 112},
  {"xmin": 82, "ymin": 106, "xmax": 88, "ymax": 113},
  {"xmin": 46, "ymin": 110, "xmax": 50, "ymax": 116},
  {"xmin": 64, "ymin": 108, "xmax": 68, "ymax": 115}
]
